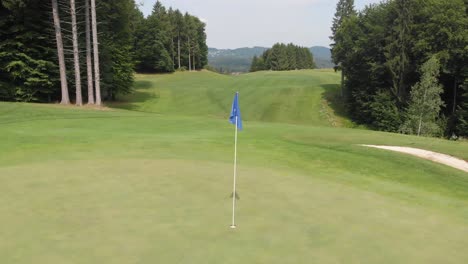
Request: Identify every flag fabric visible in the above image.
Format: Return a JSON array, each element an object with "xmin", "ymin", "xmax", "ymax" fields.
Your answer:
[{"xmin": 229, "ymin": 92, "xmax": 243, "ymax": 130}]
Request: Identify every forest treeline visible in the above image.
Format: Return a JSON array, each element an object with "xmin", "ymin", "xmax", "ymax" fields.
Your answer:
[
  {"xmin": 134, "ymin": 1, "xmax": 208, "ymax": 73},
  {"xmin": 250, "ymin": 43, "xmax": 316, "ymax": 72},
  {"xmin": 331, "ymin": 0, "xmax": 468, "ymax": 137},
  {"xmin": 0, "ymin": 0, "xmax": 208, "ymax": 103}
]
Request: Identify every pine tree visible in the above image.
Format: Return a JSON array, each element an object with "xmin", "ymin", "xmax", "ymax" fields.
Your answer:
[
  {"xmin": 250, "ymin": 55, "xmax": 259, "ymax": 72},
  {"xmin": 134, "ymin": 1, "xmax": 173, "ymax": 73},
  {"xmin": 0, "ymin": 1, "xmax": 59, "ymax": 102},
  {"xmin": 99, "ymin": 0, "xmax": 138, "ymax": 100},
  {"xmin": 331, "ymin": 0, "xmax": 356, "ymax": 38},
  {"xmin": 330, "ymin": 0, "xmax": 356, "ymax": 97},
  {"xmin": 255, "ymin": 43, "xmax": 315, "ymax": 72},
  {"xmin": 385, "ymin": 0, "xmax": 413, "ymax": 103},
  {"xmin": 401, "ymin": 56, "xmax": 444, "ymax": 136}
]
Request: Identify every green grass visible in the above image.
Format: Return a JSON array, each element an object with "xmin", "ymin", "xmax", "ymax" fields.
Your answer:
[
  {"xmin": 1, "ymin": 70, "xmax": 467, "ymax": 263},
  {"xmin": 111, "ymin": 69, "xmax": 349, "ymax": 126}
]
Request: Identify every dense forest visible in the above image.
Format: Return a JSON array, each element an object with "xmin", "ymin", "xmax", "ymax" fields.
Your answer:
[
  {"xmin": 331, "ymin": 0, "xmax": 468, "ymax": 137},
  {"xmin": 0, "ymin": 0, "xmax": 208, "ymax": 104},
  {"xmin": 250, "ymin": 43, "xmax": 316, "ymax": 72},
  {"xmin": 134, "ymin": 1, "xmax": 208, "ymax": 73}
]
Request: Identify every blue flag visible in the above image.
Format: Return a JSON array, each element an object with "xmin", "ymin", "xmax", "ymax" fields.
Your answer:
[{"xmin": 229, "ymin": 92, "xmax": 243, "ymax": 130}]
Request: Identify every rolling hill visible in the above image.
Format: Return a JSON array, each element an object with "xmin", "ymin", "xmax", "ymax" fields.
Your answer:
[{"xmin": 1, "ymin": 70, "xmax": 467, "ymax": 263}]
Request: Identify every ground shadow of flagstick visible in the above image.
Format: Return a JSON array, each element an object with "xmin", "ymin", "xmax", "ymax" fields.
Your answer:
[{"xmin": 229, "ymin": 192, "xmax": 240, "ymax": 200}]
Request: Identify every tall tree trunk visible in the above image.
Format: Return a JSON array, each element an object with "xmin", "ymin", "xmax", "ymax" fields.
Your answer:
[
  {"xmin": 90, "ymin": 0, "xmax": 101, "ymax": 106},
  {"xmin": 193, "ymin": 53, "xmax": 196, "ymax": 71},
  {"xmin": 85, "ymin": 0, "xmax": 94, "ymax": 104},
  {"xmin": 51, "ymin": 0, "xmax": 70, "ymax": 104},
  {"xmin": 341, "ymin": 68, "xmax": 345, "ymax": 98},
  {"xmin": 417, "ymin": 113, "xmax": 423, "ymax": 136},
  {"xmin": 70, "ymin": 0, "xmax": 82, "ymax": 106},
  {"xmin": 453, "ymin": 79, "xmax": 458, "ymax": 113},
  {"xmin": 177, "ymin": 34, "xmax": 181, "ymax": 69},
  {"xmin": 171, "ymin": 37, "xmax": 175, "ymax": 69},
  {"xmin": 417, "ymin": 85, "xmax": 428, "ymax": 136},
  {"xmin": 188, "ymin": 38, "xmax": 191, "ymax": 72}
]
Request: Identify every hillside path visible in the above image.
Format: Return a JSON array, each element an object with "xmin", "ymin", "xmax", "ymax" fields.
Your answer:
[{"xmin": 361, "ymin": 145, "xmax": 468, "ymax": 173}]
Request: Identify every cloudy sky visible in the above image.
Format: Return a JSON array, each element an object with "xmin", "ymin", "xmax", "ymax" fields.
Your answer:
[{"xmin": 138, "ymin": 0, "xmax": 381, "ymax": 49}]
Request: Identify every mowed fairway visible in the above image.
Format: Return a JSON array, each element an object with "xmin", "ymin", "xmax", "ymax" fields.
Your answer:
[
  {"xmin": 1, "ymin": 70, "xmax": 468, "ymax": 263},
  {"xmin": 113, "ymin": 70, "xmax": 348, "ymax": 126}
]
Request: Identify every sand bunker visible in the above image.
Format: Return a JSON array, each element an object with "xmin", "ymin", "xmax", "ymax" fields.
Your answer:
[{"xmin": 361, "ymin": 145, "xmax": 468, "ymax": 173}]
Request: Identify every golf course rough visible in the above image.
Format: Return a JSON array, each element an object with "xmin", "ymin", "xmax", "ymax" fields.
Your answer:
[{"xmin": 1, "ymin": 70, "xmax": 467, "ymax": 264}]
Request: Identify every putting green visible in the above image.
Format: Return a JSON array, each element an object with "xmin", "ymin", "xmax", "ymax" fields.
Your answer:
[{"xmin": 0, "ymin": 70, "xmax": 467, "ymax": 263}]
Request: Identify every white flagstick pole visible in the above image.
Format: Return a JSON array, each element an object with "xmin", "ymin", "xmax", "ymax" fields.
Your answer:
[{"xmin": 230, "ymin": 115, "xmax": 238, "ymax": 229}]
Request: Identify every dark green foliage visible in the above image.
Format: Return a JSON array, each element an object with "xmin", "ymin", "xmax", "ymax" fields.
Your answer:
[
  {"xmin": 0, "ymin": 0, "xmax": 59, "ymax": 102},
  {"xmin": 134, "ymin": 1, "xmax": 173, "ymax": 73},
  {"xmin": 370, "ymin": 91, "xmax": 402, "ymax": 132},
  {"xmin": 456, "ymin": 81, "xmax": 468, "ymax": 137},
  {"xmin": 96, "ymin": 0, "xmax": 139, "ymax": 100},
  {"xmin": 330, "ymin": 0, "xmax": 356, "ymax": 98},
  {"xmin": 250, "ymin": 43, "xmax": 315, "ymax": 72},
  {"xmin": 0, "ymin": 0, "xmax": 141, "ymax": 102},
  {"xmin": 331, "ymin": 0, "xmax": 356, "ymax": 39},
  {"xmin": 385, "ymin": 0, "xmax": 413, "ymax": 102},
  {"xmin": 133, "ymin": 1, "xmax": 207, "ymax": 73},
  {"xmin": 336, "ymin": 0, "xmax": 468, "ymax": 136},
  {"xmin": 0, "ymin": 0, "xmax": 208, "ymax": 103},
  {"xmin": 250, "ymin": 55, "xmax": 265, "ymax": 72}
]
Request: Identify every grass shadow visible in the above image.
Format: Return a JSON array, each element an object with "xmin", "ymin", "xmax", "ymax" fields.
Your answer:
[
  {"xmin": 134, "ymin": 80, "xmax": 153, "ymax": 90},
  {"xmin": 320, "ymin": 84, "xmax": 363, "ymax": 128},
  {"xmin": 110, "ymin": 91, "xmax": 159, "ymax": 112}
]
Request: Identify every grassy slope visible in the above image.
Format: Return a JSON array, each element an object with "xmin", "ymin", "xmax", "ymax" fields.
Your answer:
[
  {"xmin": 1, "ymin": 70, "xmax": 468, "ymax": 263},
  {"xmin": 112, "ymin": 70, "xmax": 348, "ymax": 126}
]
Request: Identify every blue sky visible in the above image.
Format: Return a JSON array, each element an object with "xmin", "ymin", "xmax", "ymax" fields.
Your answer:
[{"xmin": 138, "ymin": 0, "xmax": 382, "ymax": 49}]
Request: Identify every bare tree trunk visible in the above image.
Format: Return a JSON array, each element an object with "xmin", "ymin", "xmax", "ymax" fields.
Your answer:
[
  {"xmin": 52, "ymin": 0, "xmax": 70, "ymax": 104},
  {"xmin": 188, "ymin": 38, "xmax": 191, "ymax": 71},
  {"xmin": 453, "ymin": 80, "xmax": 457, "ymax": 113},
  {"xmin": 70, "ymin": 0, "xmax": 82, "ymax": 106},
  {"xmin": 85, "ymin": 0, "xmax": 94, "ymax": 104},
  {"xmin": 417, "ymin": 85, "xmax": 428, "ymax": 136},
  {"xmin": 341, "ymin": 68, "xmax": 345, "ymax": 98},
  {"xmin": 178, "ymin": 35, "xmax": 181, "ymax": 69},
  {"xmin": 417, "ymin": 113, "xmax": 423, "ymax": 136},
  {"xmin": 193, "ymin": 54, "xmax": 196, "ymax": 71},
  {"xmin": 171, "ymin": 38, "xmax": 175, "ymax": 69},
  {"xmin": 90, "ymin": 0, "xmax": 101, "ymax": 106}
]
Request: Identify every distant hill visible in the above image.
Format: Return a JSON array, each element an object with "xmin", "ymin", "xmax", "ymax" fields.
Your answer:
[
  {"xmin": 208, "ymin": 46, "xmax": 333, "ymax": 73},
  {"xmin": 310, "ymin": 46, "xmax": 334, "ymax": 69}
]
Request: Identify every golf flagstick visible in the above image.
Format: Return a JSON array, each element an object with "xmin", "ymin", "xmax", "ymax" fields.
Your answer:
[
  {"xmin": 229, "ymin": 91, "xmax": 242, "ymax": 229},
  {"xmin": 231, "ymin": 115, "xmax": 238, "ymax": 229}
]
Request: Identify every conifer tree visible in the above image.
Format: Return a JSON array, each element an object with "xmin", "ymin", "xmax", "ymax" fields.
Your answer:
[
  {"xmin": 385, "ymin": 0, "xmax": 413, "ymax": 103},
  {"xmin": 0, "ymin": 1, "xmax": 58, "ymax": 102},
  {"xmin": 330, "ymin": 0, "xmax": 356, "ymax": 97}
]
